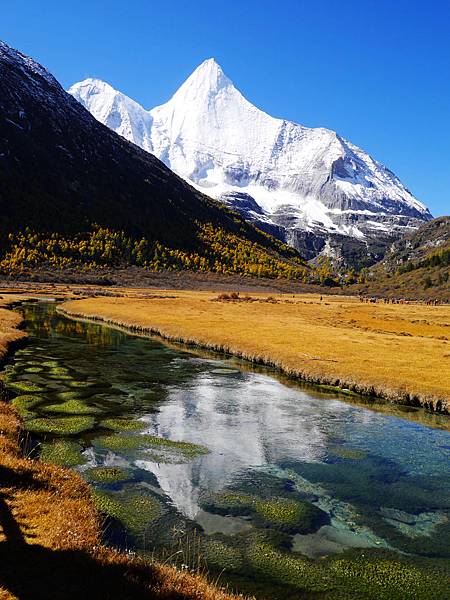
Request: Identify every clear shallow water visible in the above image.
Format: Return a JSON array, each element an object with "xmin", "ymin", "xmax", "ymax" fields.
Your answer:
[{"xmin": 4, "ymin": 302, "xmax": 450, "ymax": 599}]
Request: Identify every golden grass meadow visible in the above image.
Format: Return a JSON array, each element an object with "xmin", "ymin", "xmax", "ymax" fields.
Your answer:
[
  {"xmin": 60, "ymin": 290, "xmax": 450, "ymax": 413},
  {"xmin": 0, "ymin": 288, "xmax": 449, "ymax": 599}
]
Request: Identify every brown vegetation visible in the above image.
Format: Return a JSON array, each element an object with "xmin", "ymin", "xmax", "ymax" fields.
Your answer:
[
  {"xmin": 60, "ymin": 292, "xmax": 450, "ymax": 413},
  {"xmin": 0, "ymin": 297, "xmax": 26, "ymax": 364}
]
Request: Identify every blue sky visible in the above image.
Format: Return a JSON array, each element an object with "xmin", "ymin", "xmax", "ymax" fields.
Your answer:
[{"xmin": 2, "ymin": 0, "xmax": 449, "ymax": 216}]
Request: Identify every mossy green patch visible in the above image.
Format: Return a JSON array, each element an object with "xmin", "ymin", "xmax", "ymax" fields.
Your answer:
[
  {"xmin": 41, "ymin": 360, "xmax": 59, "ymax": 368},
  {"xmin": 101, "ymin": 418, "xmax": 147, "ymax": 432},
  {"xmin": 57, "ymin": 391, "xmax": 83, "ymax": 401},
  {"xmin": 329, "ymin": 549, "xmax": 449, "ymax": 600},
  {"xmin": 243, "ymin": 539, "xmax": 449, "ymax": 600},
  {"xmin": 49, "ymin": 367, "xmax": 70, "ymax": 376},
  {"xmin": 11, "ymin": 394, "xmax": 44, "ymax": 420},
  {"xmin": 254, "ymin": 497, "xmax": 322, "ymax": 532},
  {"xmin": 330, "ymin": 447, "xmax": 368, "ymax": 460},
  {"xmin": 25, "ymin": 416, "xmax": 95, "ymax": 436},
  {"xmin": 94, "ymin": 434, "xmax": 209, "ymax": 462},
  {"xmin": 23, "ymin": 366, "xmax": 44, "ymax": 374},
  {"xmin": 6, "ymin": 380, "xmax": 45, "ymax": 394},
  {"xmin": 202, "ymin": 492, "xmax": 326, "ymax": 534},
  {"xmin": 85, "ymin": 466, "xmax": 130, "ymax": 483},
  {"xmin": 316, "ymin": 384, "xmax": 359, "ymax": 397},
  {"xmin": 203, "ymin": 539, "xmax": 244, "ymax": 571},
  {"xmin": 42, "ymin": 399, "xmax": 101, "ymax": 415},
  {"xmin": 40, "ymin": 439, "xmax": 86, "ymax": 467},
  {"xmin": 92, "ymin": 490, "xmax": 163, "ymax": 535},
  {"xmin": 67, "ymin": 380, "xmax": 96, "ymax": 388},
  {"xmin": 247, "ymin": 539, "xmax": 331, "ymax": 593}
]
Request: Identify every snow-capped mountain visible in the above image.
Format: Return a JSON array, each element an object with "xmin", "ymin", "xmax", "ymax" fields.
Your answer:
[
  {"xmin": 69, "ymin": 59, "xmax": 432, "ymax": 266},
  {"xmin": 2, "ymin": 39, "xmax": 301, "ymax": 272}
]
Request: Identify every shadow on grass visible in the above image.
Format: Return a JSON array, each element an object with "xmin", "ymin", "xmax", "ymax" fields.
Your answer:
[{"xmin": 0, "ymin": 465, "xmax": 166, "ymax": 600}]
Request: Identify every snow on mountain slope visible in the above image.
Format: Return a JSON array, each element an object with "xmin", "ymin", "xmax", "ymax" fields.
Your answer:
[
  {"xmin": 71, "ymin": 78, "xmax": 154, "ymax": 153},
  {"xmin": 69, "ymin": 59, "xmax": 432, "ymax": 266}
]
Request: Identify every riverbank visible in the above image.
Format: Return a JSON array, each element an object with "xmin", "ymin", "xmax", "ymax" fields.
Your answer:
[
  {"xmin": 60, "ymin": 291, "xmax": 450, "ymax": 413},
  {"xmin": 0, "ymin": 299, "xmax": 244, "ymax": 600}
]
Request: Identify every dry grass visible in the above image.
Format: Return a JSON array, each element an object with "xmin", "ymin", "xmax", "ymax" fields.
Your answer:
[
  {"xmin": 60, "ymin": 292, "xmax": 450, "ymax": 413},
  {"xmin": 0, "ymin": 297, "xmax": 27, "ymax": 363},
  {"xmin": 0, "ymin": 302, "xmax": 247, "ymax": 600}
]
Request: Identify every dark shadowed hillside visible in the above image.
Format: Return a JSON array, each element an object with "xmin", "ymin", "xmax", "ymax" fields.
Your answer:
[{"xmin": 0, "ymin": 41, "xmax": 308, "ymax": 280}]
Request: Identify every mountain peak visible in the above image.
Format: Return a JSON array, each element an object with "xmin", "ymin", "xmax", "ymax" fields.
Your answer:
[
  {"xmin": 68, "ymin": 53, "xmax": 432, "ymax": 268},
  {"xmin": 68, "ymin": 78, "xmax": 120, "ymax": 100},
  {"xmin": 168, "ymin": 57, "xmax": 232, "ymax": 103}
]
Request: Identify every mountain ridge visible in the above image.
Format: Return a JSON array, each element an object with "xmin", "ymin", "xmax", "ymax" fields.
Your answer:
[
  {"xmin": 0, "ymin": 40, "xmax": 309, "ymax": 280},
  {"xmin": 69, "ymin": 58, "xmax": 432, "ymax": 268},
  {"xmin": 355, "ymin": 216, "xmax": 449, "ymax": 300}
]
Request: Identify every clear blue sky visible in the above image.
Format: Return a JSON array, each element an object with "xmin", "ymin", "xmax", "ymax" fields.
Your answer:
[{"xmin": 2, "ymin": 0, "xmax": 449, "ymax": 216}]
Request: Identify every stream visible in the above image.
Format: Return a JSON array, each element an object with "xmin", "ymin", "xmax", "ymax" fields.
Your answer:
[{"xmin": 3, "ymin": 301, "xmax": 450, "ymax": 599}]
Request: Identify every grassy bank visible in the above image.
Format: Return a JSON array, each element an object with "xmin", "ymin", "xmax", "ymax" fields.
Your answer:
[
  {"xmin": 60, "ymin": 292, "xmax": 450, "ymax": 413},
  {"xmin": 0, "ymin": 297, "xmax": 27, "ymax": 363},
  {"xmin": 0, "ymin": 299, "xmax": 244, "ymax": 600}
]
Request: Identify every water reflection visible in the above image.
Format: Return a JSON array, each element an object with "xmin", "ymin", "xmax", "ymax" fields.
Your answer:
[{"xmin": 4, "ymin": 302, "xmax": 450, "ymax": 593}]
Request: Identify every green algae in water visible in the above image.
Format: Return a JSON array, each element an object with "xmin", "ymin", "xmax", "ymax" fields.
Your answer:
[
  {"xmin": 49, "ymin": 367, "xmax": 70, "ymax": 376},
  {"xmin": 101, "ymin": 417, "xmax": 147, "ymax": 432},
  {"xmin": 41, "ymin": 398, "xmax": 102, "ymax": 415},
  {"xmin": 85, "ymin": 466, "xmax": 131, "ymax": 484},
  {"xmin": 6, "ymin": 380, "xmax": 45, "ymax": 394},
  {"xmin": 57, "ymin": 391, "xmax": 84, "ymax": 401},
  {"xmin": 23, "ymin": 366, "xmax": 44, "ymax": 374},
  {"xmin": 92, "ymin": 489, "xmax": 164, "ymax": 534},
  {"xmin": 11, "ymin": 394, "xmax": 44, "ymax": 420},
  {"xmin": 202, "ymin": 491, "xmax": 327, "ymax": 534},
  {"xmin": 245, "ymin": 540, "xmax": 448, "ymax": 600},
  {"xmin": 330, "ymin": 447, "xmax": 368, "ymax": 460},
  {"xmin": 40, "ymin": 439, "xmax": 86, "ymax": 467},
  {"xmin": 203, "ymin": 539, "xmax": 244, "ymax": 571},
  {"xmin": 254, "ymin": 497, "xmax": 325, "ymax": 532},
  {"xmin": 94, "ymin": 434, "xmax": 209, "ymax": 462},
  {"xmin": 25, "ymin": 416, "xmax": 95, "ymax": 436},
  {"xmin": 67, "ymin": 380, "xmax": 97, "ymax": 388}
]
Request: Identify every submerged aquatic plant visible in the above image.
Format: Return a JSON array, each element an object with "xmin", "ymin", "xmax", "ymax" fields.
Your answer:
[
  {"xmin": 101, "ymin": 417, "xmax": 147, "ymax": 432},
  {"xmin": 42, "ymin": 398, "xmax": 101, "ymax": 415},
  {"xmin": 11, "ymin": 394, "xmax": 44, "ymax": 420},
  {"xmin": 92, "ymin": 490, "xmax": 164, "ymax": 535},
  {"xmin": 202, "ymin": 491, "xmax": 327, "ymax": 534},
  {"xmin": 85, "ymin": 466, "xmax": 130, "ymax": 484},
  {"xmin": 330, "ymin": 447, "xmax": 368, "ymax": 460},
  {"xmin": 6, "ymin": 380, "xmax": 45, "ymax": 394},
  {"xmin": 23, "ymin": 366, "xmax": 44, "ymax": 374},
  {"xmin": 67, "ymin": 380, "xmax": 97, "ymax": 388},
  {"xmin": 49, "ymin": 367, "xmax": 70, "ymax": 376},
  {"xmin": 25, "ymin": 416, "xmax": 96, "ymax": 436},
  {"xmin": 202, "ymin": 539, "xmax": 244, "ymax": 571},
  {"xmin": 40, "ymin": 439, "xmax": 86, "ymax": 467},
  {"xmin": 94, "ymin": 434, "xmax": 209, "ymax": 462},
  {"xmin": 41, "ymin": 360, "xmax": 59, "ymax": 368}
]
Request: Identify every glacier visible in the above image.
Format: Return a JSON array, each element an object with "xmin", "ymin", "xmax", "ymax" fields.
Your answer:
[{"xmin": 69, "ymin": 58, "xmax": 432, "ymax": 266}]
